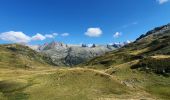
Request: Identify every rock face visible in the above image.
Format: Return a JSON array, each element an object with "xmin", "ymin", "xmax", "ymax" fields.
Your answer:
[{"xmin": 38, "ymin": 41, "xmax": 116, "ymax": 66}]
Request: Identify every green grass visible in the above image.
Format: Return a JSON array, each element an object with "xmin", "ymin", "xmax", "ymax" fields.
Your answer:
[
  {"xmin": 81, "ymin": 30, "xmax": 170, "ymax": 99},
  {"xmin": 144, "ymin": 76, "xmax": 170, "ymax": 100},
  {"xmin": 0, "ymin": 79, "xmax": 32, "ymax": 100},
  {"xmin": 1, "ymin": 30, "xmax": 170, "ymax": 100},
  {"xmin": 0, "ymin": 68, "xmax": 134, "ymax": 100},
  {"xmin": 105, "ymin": 60, "xmax": 170, "ymax": 100},
  {"xmin": 0, "ymin": 66, "xmax": 162, "ymax": 100},
  {"xmin": 131, "ymin": 57, "xmax": 170, "ymax": 76},
  {"xmin": 25, "ymin": 69, "xmax": 129, "ymax": 100},
  {"xmin": 0, "ymin": 44, "xmax": 54, "ymax": 69}
]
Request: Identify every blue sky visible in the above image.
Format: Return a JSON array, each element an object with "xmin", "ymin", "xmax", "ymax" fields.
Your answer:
[{"xmin": 0, "ymin": 0, "xmax": 170, "ymax": 45}]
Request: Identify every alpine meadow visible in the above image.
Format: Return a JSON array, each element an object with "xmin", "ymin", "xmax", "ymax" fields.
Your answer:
[{"xmin": 0, "ymin": 0, "xmax": 170, "ymax": 100}]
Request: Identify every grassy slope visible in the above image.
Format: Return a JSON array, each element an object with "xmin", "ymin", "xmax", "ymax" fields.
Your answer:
[
  {"xmin": 0, "ymin": 68, "xmax": 156, "ymax": 100},
  {"xmin": 0, "ymin": 44, "xmax": 150, "ymax": 100},
  {"xmin": 85, "ymin": 30, "xmax": 170, "ymax": 69},
  {"xmin": 0, "ymin": 44, "xmax": 54, "ymax": 69},
  {"xmin": 0, "ymin": 42, "xmax": 168, "ymax": 100},
  {"xmin": 82, "ymin": 28, "xmax": 170, "ymax": 99},
  {"xmin": 0, "ymin": 26, "xmax": 170, "ymax": 100},
  {"xmin": 105, "ymin": 60, "xmax": 170, "ymax": 100}
]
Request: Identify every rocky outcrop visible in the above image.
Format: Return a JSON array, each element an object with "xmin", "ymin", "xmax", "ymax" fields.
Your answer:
[{"xmin": 38, "ymin": 41, "xmax": 116, "ymax": 66}]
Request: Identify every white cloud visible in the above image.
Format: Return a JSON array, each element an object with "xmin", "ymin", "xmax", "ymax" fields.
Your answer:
[
  {"xmin": 0, "ymin": 31, "xmax": 60, "ymax": 43},
  {"xmin": 126, "ymin": 40, "xmax": 131, "ymax": 44},
  {"xmin": 31, "ymin": 33, "xmax": 46, "ymax": 41},
  {"xmin": 45, "ymin": 33, "xmax": 59, "ymax": 38},
  {"xmin": 113, "ymin": 32, "xmax": 122, "ymax": 38},
  {"xmin": 157, "ymin": 0, "xmax": 169, "ymax": 4},
  {"xmin": 61, "ymin": 33, "xmax": 69, "ymax": 37},
  {"xmin": 52, "ymin": 33, "xmax": 58, "ymax": 36},
  {"xmin": 45, "ymin": 34, "xmax": 54, "ymax": 38},
  {"xmin": 85, "ymin": 28, "xmax": 102, "ymax": 37},
  {"xmin": 0, "ymin": 31, "xmax": 31, "ymax": 43}
]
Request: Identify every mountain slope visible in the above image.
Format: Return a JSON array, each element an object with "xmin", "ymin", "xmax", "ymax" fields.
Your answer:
[
  {"xmin": 0, "ymin": 68, "xmax": 156, "ymax": 100},
  {"xmin": 85, "ymin": 23, "xmax": 170, "ymax": 75},
  {"xmin": 83, "ymin": 23, "xmax": 170, "ymax": 99},
  {"xmin": 0, "ymin": 24, "xmax": 170, "ymax": 100},
  {"xmin": 0, "ymin": 44, "xmax": 54, "ymax": 69}
]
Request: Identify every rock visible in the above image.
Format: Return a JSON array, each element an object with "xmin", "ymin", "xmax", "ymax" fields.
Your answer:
[{"xmin": 38, "ymin": 41, "xmax": 116, "ymax": 66}]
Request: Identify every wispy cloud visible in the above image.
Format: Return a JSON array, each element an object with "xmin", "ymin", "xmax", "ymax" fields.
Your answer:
[
  {"xmin": 45, "ymin": 34, "xmax": 54, "ymax": 38},
  {"xmin": 52, "ymin": 33, "xmax": 58, "ymax": 36},
  {"xmin": 44, "ymin": 33, "xmax": 59, "ymax": 38},
  {"xmin": 113, "ymin": 32, "xmax": 122, "ymax": 38},
  {"xmin": 157, "ymin": 0, "xmax": 169, "ymax": 4},
  {"xmin": 61, "ymin": 33, "xmax": 69, "ymax": 37},
  {"xmin": 122, "ymin": 22, "xmax": 138, "ymax": 28},
  {"xmin": 85, "ymin": 27, "xmax": 102, "ymax": 37}
]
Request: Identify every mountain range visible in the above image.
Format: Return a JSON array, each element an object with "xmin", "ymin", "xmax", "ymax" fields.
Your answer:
[
  {"xmin": 29, "ymin": 42, "xmax": 122, "ymax": 66},
  {"xmin": 0, "ymin": 23, "xmax": 170, "ymax": 100}
]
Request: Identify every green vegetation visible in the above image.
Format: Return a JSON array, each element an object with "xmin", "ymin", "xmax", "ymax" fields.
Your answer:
[
  {"xmin": 0, "ymin": 44, "xmax": 54, "ymax": 69},
  {"xmin": 0, "ymin": 25, "xmax": 170, "ymax": 99},
  {"xmin": 83, "ymin": 28, "xmax": 170, "ymax": 99},
  {"xmin": 0, "ymin": 68, "xmax": 150, "ymax": 100},
  {"xmin": 131, "ymin": 57, "xmax": 170, "ymax": 76},
  {"xmin": 0, "ymin": 43, "xmax": 156, "ymax": 99},
  {"xmin": 105, "ymin": 60, "xmax": 170, "ymax": 100},
  {"xmin": 24, "ymin": 69, "xmax": 129, "ymax": 100}
]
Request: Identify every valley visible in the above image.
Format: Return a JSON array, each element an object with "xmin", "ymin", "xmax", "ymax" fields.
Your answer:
[{"xmin": 0, "ymin": 24, "xmax": 170, "ymax": 100}]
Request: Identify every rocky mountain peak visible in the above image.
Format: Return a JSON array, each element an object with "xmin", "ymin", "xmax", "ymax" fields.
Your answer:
[{"xmin": 38, "ymin": 41, "xmax": 67, "ymax": 51}]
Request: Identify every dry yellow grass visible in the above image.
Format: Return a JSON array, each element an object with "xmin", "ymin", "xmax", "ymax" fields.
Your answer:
[
  {"xmin": 0, "ymin": 67, "xmax": 158, "ymax": 100},
  {"xmin": 130, "ymin": 48, "xmax": 149, "ymax": 55},
  {"xmin": 151, "ymin": 55, "xmax": 170, "ymax": 59}
]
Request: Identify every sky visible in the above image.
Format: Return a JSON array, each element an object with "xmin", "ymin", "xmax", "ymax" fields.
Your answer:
[{"xmin": 0, "ymin": 0, "xmax": 170, "ymax": 45}]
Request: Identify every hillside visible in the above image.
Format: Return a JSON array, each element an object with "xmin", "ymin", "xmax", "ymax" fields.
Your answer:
[
  {"xmin": 85, "ymin": 23, "xmax": 170, "ymax": 75},
  {"xmin": 0, "ymin": 67, "xmax": 157, "ymax": 100},
  {"xmin": 0, "ymin": 43, "xmax": 158, "ymax": 100},
  {"xmin": 0, "ymin": 44, "xmax": 140, "ymax": 100},
  {"xmin": 0, "ymin": 24, "xmax": 170, "ymax": 100},
  {"xmin": 0, "ymin": 44, "xmax": 54, "ymax": 69},
  {"xmin": 82, "ymin": 23, "xmax": 170, "ymax": 99}
]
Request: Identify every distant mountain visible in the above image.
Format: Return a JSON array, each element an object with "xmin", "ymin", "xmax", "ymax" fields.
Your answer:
[
  {"xmin": 37, "ymin": 41, "xmax": 117, "ymax": 66},
  {"xmin": 110, "ymin": 40, "xmax": 132, "ymax": 48},
  {"xmin": 38, "ymin": 41, "xmax": 68, "ymax": 51},
  {"xmin": 85, "ymin": 23, "xmax": 170, "ymax": 76}
]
